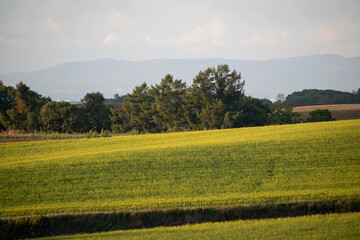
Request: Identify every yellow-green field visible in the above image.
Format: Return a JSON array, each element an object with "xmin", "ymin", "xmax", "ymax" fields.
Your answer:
[
  {"xmin": 37, "ymin": 212, "xmax": 360, "ymax": 240},
  {"xmin": 1, "ymin": 120, "xmax": 360, "ymax": 217}
]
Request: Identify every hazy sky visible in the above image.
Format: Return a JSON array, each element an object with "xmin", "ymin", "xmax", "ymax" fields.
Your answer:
[{"xmin": 1, "ymin": 0, "xmax": 360, "ymax": 73}]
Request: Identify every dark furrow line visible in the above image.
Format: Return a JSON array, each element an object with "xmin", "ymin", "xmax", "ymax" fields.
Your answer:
[{"xmin": 1, "ymin": 198, "xmax": 359, "ymax": 240}]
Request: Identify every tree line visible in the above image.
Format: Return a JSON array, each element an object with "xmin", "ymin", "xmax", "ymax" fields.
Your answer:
[
  {"xmin": 110, "ymin": 65, "xmax": 304, "ymax": 133},
  {"xmin": 284, "ymin": 89, "xmax": 360, "ymax": 104},
  {"xmin": 1, "ymin": 65, "xmax": 332, "ymax": 134},
  {"xmin": 0, "ymin": 80, "xmax": 112, "ymax": 133}
]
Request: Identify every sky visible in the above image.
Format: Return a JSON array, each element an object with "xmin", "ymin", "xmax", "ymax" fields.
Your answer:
[{"xmin": 0, "ymin": 0, "xmax": 360, "ymax": 73}]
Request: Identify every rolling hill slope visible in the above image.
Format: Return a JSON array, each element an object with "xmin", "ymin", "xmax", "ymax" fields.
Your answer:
[{"xmin": 1, "ymin": 120, "xmax": 359, "ymax": 218}]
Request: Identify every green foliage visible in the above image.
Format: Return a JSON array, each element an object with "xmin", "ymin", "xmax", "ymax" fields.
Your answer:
[
  {"xmin": 285, "ymin": 89, "xmax": 360, "ymax": 104},
  {"xmin": 0, "ymin": 81, "xmax": 16, "ymax": 130},
  {"xmin": 109, "ymin": 107, "xmax": 129, "ymax": 133},
  {"xmin": 0, "ymin": 81, "xmax": 51, "ymax": 132},
  {"xmin": 232, "ymin": 97, "xmax": 271, "ymax": 127},
  {"xmin": 0, "ymin": 81, "xmax": 95, "ymax": 133},
  {"xmin": 186, "ymin": 65, "xmax": 245, "ymax": 130},
  {"xmin": 1, "ymin": 120, "xmax": 359, "ymax": 217},
  {"xmin": 270, "ymin": 105, "xmax": 301, "ymax": 124},
  {"xmin": 110, "ymin": 65, "xmax": 270, "ymax": 133},
  {"xmin": 82, "ymin": 92, "xmax": 110, "ymax": 132},
  {"xmin": 119, "ymin": 83, "xmax": 156, "ymax": 133},
  {"xmin": 306, "ymin": 109, "xmax": 335, "ymax": 122},
  {"xmin": 40, "ymin": 101, "xmax": 88, "ymax": 133},
  {"xmin": 149, "ymin": 74, "xmax": 188, "ymax": 132},
  {"xmin": 85, "ymin": 130, "xmax": 99, "ymax": 138},
  {"xmin": 260, "ymin": 98, "xmax": 272, "ymax": 104},
  {"xmin": 100, "ymin": 129, "xmax": 110, "ymax": 137}
]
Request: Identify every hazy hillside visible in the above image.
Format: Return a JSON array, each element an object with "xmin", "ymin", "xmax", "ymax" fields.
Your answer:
[{"xmin": 1, "ymin": 54, "xmax": 359, "ymax": 101}]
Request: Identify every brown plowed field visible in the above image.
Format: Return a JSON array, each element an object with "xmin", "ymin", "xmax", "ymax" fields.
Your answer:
[{"xmin": 293, "ymin": 104, "xmax": 360, "ymax": 120}]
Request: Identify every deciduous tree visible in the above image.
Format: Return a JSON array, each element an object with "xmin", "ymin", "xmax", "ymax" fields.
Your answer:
[{"xmin": 82, "ymin": 92, "xmax": 110, "ymax": 132}]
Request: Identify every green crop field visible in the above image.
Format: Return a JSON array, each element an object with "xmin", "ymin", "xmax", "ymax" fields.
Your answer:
[
  {"xmin": 36, "ymin": 212, "xmax": 360, "ymax": 240},
  {"xmin": 1, "ymin": 120, "xmax": 360, "ymax": 218}
]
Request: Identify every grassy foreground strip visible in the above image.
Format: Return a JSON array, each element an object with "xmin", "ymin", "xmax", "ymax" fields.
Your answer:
[
  {"xmin": 2, "ymin": 199, "xmax": 359, "ymax": 239},
  {"xmin": 37, "ymin": 212, "xmax": 360, "ymax": 240},
  {"xmin": 1, "ymin": 120, "xmax": 360, "ymax": 217}
]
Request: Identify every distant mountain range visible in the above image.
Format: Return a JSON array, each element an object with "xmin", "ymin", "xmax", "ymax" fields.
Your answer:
[{"xmin": 1, "ymin": 54, "xmax": 359, "ymax": 101}]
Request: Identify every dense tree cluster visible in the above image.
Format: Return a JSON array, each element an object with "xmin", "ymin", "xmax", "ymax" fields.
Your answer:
[
  {"xmin": 285, "ymin": 89, "xmax": 360, "ymax": 104},
  {"xmin": 0, "ymin": 80, "xmax": 110, "ymax": 133},
  {"xmin": 269, "ymin": 105, "xmax": 301, "ymax": 125},
  {"xmin": 0, "ymin": 81, "xmax": 50, "ymax": 131},
  {"xmin": 306, "ymin": 109, "xmax": 335, "ymax": 122},
  {"xmin": 82, "ymin": 92, "xmax": 111, "ymax": 132},
  {"xmin": 110, "ymin": 65, "xmax": 276, "ymax": 133},
  {"xmin": 40, "ymin": 101, "xmax": 88, "ymax": 133}
]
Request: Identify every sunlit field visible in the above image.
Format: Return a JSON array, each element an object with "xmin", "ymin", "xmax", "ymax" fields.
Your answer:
[{"xmin": 1, "ymin": 120, "xmax": 359, "ymax": 217}]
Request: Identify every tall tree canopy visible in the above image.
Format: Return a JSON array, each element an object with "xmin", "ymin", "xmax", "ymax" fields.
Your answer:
[
  {"xmin": 0, "ymin": 81, "xmax": 50, "ymax": 131},
  {"xmin": 0, "ymin": 81, "xmax": 15, "ymax": 130},
  {"xmin": 149, "ymin": 74, "xmax": 187, "ymax": 132},
  {"xmin": 185, "ymin": 64, "xmax": 245, "ymax": 130},
  {"xmin": 109, "ymin": 64, "xmax": 274, "ymax": 134},
  {"xmin": 111, "ymin": 83, "xmax": 156, "ymax": 133},
  {"xmin": 40, "ymin": 101, "xmax": 88, "ymax": 133},
  {"xmin": 82, "ymin": 92, "xmax": 110, "ymax": 132}
]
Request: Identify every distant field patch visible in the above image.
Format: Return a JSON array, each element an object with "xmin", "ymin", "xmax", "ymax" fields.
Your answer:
[
  {"xmin": 293, "ymin": 104, "xmax": 360, "ymax": 120},
  {"xmin": 0, "ymin": 120, "xmax": 359, "ymax": 218}
]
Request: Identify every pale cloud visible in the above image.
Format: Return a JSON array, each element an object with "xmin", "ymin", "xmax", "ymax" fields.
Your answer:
[
  {"xmin": 13, "ymin": 23, "xmax": 24, "ymax": 33},
  {"xmin": 103, "ymin": 33, "xmax": 118, "ymax": 44},
  {"xmin": 306, "ymin": 22, "xmax": 360, "ymax": 46},
  {"xmin": 99, "ymin": 88, "xmax": 126, "ymax": 92},
  {"xmin": 145, "ymin": 36, "xmax": 152, "ymax": 43},
  {"xmin": 45, "ymin": 17, "xmax": 63, "ymax": 35},
  {"xmin": 145, "ymin": 36, "xmax": 156, "ymax": 44},
  {"xmin": 107, "ymin": 10, "xmax": 133, "ymax": 33},
  {"xmin": 166, "ymin": 19, "xmax": 225, "ymax": 47},
  {"xmin": 241, "ymin": 30, "xmax": 289, "ymax": 46},
  {"xmin": 307, "ymin": 25, "xmax": 337, "ymax": 44},
  {"xmin": 115, "ymin": 88, "xmax": 126, "ymax": 91}
]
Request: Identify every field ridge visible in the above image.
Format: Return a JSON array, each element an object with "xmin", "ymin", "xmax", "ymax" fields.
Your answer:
[{"xmin": 2, "ymin": 198, "xmax": 359, "ymax": 239}]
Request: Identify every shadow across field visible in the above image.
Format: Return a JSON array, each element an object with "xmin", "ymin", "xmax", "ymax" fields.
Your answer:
[{"xmin": 1, "ymin": 198, "xmax": 359, "ymax": 240}]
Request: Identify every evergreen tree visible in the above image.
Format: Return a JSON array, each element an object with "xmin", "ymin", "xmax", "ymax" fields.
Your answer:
[
  {"xmin": 120, "ymin": 83, "xmax": 156, "ymax": 133},
  {"xmin": 149, "ymin": 74, "xmax": 187, "ymax": 132},
  {"xmin": 2, "ymin": 82, "xmax": 50, "ymax": 131},
  {"xmin": 0, "ymin": 81, "xmax": 15, "ymax": 130},
  {"xmin": 109, "ymin": 107, "xmax": 130, "ymax": 133}
]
